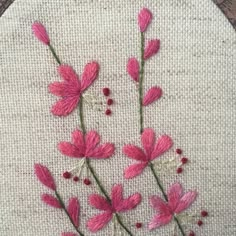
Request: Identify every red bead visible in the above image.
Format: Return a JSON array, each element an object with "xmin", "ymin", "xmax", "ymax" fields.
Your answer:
[
  {"xmin": 181, "ymin": 157, "xmax": 188, "ymax": 164},
  {"xmin": 103, "ymin": 88, "xmax": 110, "ymax": 96},
  {"xmin": 201, "ymin": 210, "xmax": 208, "ymax": 217},
  {"xmin": 189, "ymin": 231, "xmax": 195, "ymax": 236},
  {"xmin": 135, "ymin": 223, "xmax": 142, "ymax": 228},
  {"xmin": 197, "ymin": 220, "xmax": 203, "ymax": 226},
  {"xmin": 177, "ymin": 167, "xmax": 183, "ymax": 174},
  {"xmin": 62, "ymin": 171, "xmax": 71, "ymax": 179},
  {"xmin": 107, "ymin": 98, "xmax": 113, "ymax": 105},
  {"xmin": 84, "ymin": 178, "xmax": 91, "ymax": 185},
  {"xmin": 105, "ymin": 109, "xmax": 112, "ymax": 116},
  {"xmin": 176, "ymin": 148, "xmax": 182, "ymax": 155},
  {"xmin": 73, "ymin": 176, "xmax": 79, "ymax": 182}
]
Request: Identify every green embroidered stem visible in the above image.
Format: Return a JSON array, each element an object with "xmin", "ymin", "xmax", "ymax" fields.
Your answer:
[
  {"xmin": 86, "ymin": 158, "xmax": 111, "ymax": 202},
  {"xmin": 149, "ymin": 163, "xmax": 185, "ymax": 236},
  {"xmin": 78, "ymin": 97, "xmax": 86, "ymax": 134},
  {"xmin": 49, "ymin": 44, "xmax": 61, "ymax": 65},
  {"xmin": 139, "ymin": 32, "xmax": 145, "ymax": 134},
  {"xmin": 55, "ymin": 191, "xmax": 84, "ymax": 236},
  {"xmin": 115, "ymin": 214, "xmax": 133, "ymax": 236}
]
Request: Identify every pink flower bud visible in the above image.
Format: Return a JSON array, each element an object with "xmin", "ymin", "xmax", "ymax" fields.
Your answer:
[
  {"xmin": 143, "ymin": 86, "xmax": 162, "ymax": 106},
  {"xmin": 32, "ymin": 22, "xmax": 50, "ymax": 45},
  {"xmin": 138, "ymin": 8, "xmax": 152, "ymax": 32},
  {"xmin": 41, "ymin": 194, "xmax": 62, "ymax": 208},
  {"xmin": 127, "ymin": 58, "xmax": 139, "ymax": 82},
  {"xmin": 144, "ymin": 39, "xmax": 160, "ymax": 60}
]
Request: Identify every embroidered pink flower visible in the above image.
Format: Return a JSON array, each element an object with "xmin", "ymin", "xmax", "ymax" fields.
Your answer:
[
  {"xmin": 123, "ymin": 128, "xmax": 173, "ymax": 179},
  {"xmin": 149, "ymin": 183, "xmax": 197, "ymax": 230},
  {"xmin": 32, "ymin": 22, "xmax": 50, "ymax": 45},
  {"xmin": 87, "ymin": 184, "xmax": 141, "ymax": 232},
  {"xmin": 138, "ymin": 8, "xmax": 152, "ymax": 32},
  {"xmin": 49, "ymin": 62, "xmax": 99, "ymax": 116},
  {"xmin": 58, "ymin": 129, "xmax": 115, "ymax": 159}
]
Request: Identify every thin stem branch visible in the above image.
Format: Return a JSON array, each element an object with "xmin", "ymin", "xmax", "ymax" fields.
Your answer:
[
  {"xmin": 49, "ymin": 44, "xmax": 61, "ymax": 65},
  {"xmin": 55, "ymin": 191, "xmax": 84, "ymax": 236},
  {"xmin": 139, "ymin": 32, "xmax": 145, "ymax": 134},
  {"xmin": 115, "ymin": 214, "xmax": 133, "ymax": 236},
  {"xmin": 78, "ymin": 96, "xmax": 86, "ymax": 134},
  {"xmin": 149, "ymin": 163, "xmax": 185, "ymax": 236}
]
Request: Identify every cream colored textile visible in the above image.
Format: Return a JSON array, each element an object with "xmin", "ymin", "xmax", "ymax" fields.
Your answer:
[{"xmin": 0, "ymin": 0, "xmax": 236, "ymax": 235}]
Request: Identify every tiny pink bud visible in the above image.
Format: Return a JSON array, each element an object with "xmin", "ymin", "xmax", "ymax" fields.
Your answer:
[
  {"xmin": 41, "ymin": 194, "xmax": 62, "ymax": 208},
  {"xmin": 138, "ymin": 8, "xmax": 152, "ymax": 32},
  {"xmin": 144, "ymin": 39, "xmax": 160, "ymax": 60},
  {"xmin": 32, "ymin": 22, "xmax": 50, "ymax": 45},
  {"xmin": 127, "ymin": 58, "xmax": 139, "ymax": 82},
  {"xmin": 143, "ymin": 86, "xmax": 162, "ymax": 106}
]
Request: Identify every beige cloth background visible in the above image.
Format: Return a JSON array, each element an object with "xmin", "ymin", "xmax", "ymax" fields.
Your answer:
[{"xmin": 0, "ymin": 0, "xmax": 236, "ymax": 235}]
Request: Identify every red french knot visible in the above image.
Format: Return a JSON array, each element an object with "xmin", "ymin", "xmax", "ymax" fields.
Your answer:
[
  {"xmin": 197, "ymin": 220, "xmax": 203, "ymax": 226},
  {"xmin": 107, "ymin": 98, "xmax": 113, "ymax": 105},
  {"xmin": 105, "ymin": 109, "xmax": 112, "ymax": 116},
  {"xmin": 135, "ymin": 222, "xmax": 142, "ymax": 228},
  {"xmin": 63, "ymin": 171, "xmax": 71, "ymax": 179},
  {"xmin": 181, "ymin": 157, "xmax": 188, "ymax": 164},
  {"xmin": 84, "ymin": 178, "xmax": 91, "ymax": 185},
  {"xmin": 73, "ymin": 176, "xmax": 79, "ymax": 182},
  {"xmin": 176, "ymin": 167, "xmax": 183, "ymax": 174},
  {"xmin": 201, "ymin": 210, "xmax": 208, "ymax": 217},
  {"xmin": 189, "ymin": 231, "xmax": 195, "ymax": 236},
  {"xmin": 103, "ymin": 88, "xmax": 110, "ymax": 96},
  {"xmin": 176, "ymin": 148, "xmax": 182, "ymax": 155}
]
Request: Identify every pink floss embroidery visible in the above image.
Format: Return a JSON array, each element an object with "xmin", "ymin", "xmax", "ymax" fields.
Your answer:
[
  {"xmin": 41, "ymin": 193, "xmax": 62, "ymax": 208},
  {"xmin": 143, "ymin": 86, "xmax": 162, "ymax": 106},
  {"xmin": 138, "ymin": 8, "xmax": 152, "ymax": 32},
  {"xmin": 32, "ymin": 22, "xmax": 50, "ymax": 45},
  {"xmin": 148, "ymin": 182, "xmax": 197, "ymax": 230},
  {"xmin": 144, "ymin": 39, "xmax": 160, "ymax": 60},
  {"xmin": 67, "ymin": 198, "xmax": 80, "ymax": 228},
  {"xmin": 34, "ymin": 163, "xmax": 56, "ymax": 190},
  {"xmin": 87, "ymin": 184, "xmax": 141, "ymax": 232},
  {"xmin": 127, "ymin": 58, "xmax": 140, "ymax": 82},
  {"xmin": 49, "ymin": 62, "xmax": 99, "ymax": 116},
  {"xmin": 123, "ymin": 128, "xmax": 172, "ymax": 179}
]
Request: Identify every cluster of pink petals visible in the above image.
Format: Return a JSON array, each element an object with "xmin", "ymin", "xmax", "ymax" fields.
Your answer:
[
  {"xmin": 149, "ymin": 183, "xmax": 197, "ymax": 230},
  {"xmin": 32, "ymin": 22, "xmax": 50, "ymax": 45},
  {"xmin": 58, "ymin": 129, "xmax": 115, "ymax": 159},
  {"xmin": 138, "ymin": 8, "xmax": 152, "ymax": 32},
  {"xmin": 49, "ymin": 62, "xmax": 99, "ymax": 116},
  {"xmin": 123, "ymin": 128, "xmax": 173, "ymax": 179},
  {"xmin": 87, "ymin": 184, "xmax": 141, "ymax": 232}
]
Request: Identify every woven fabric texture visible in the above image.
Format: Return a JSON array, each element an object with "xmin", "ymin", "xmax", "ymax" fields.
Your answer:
[{"xmin": 0, "ymin": 0, "xmax": 236, "ymax": 235}]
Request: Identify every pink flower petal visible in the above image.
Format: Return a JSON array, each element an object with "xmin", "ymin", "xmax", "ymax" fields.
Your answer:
[
  {"xmin": 51, "ymin": 96, "xmax": 80, "ymax": 116},
  {"xmin": 117, "ymin": 193, "xmax": 142, "ymax": 212},
  {"xmin": 175, "ymin": 191, "xmax": 197, "ymax": 214},
  {"xmin": 86, "ymin": 143, "xmax": 115, "ymax": 159},
  {"xmin": 58, "ymin": 65, "xmax": 80, "ymax": 83},
  {"xmin": 48, "ymin": 82, "xmax": 66, "ymax": 97},
  {"xmin": 150, "ymin": 135, "xmax": 173, "ymax": 161},
  {"xmin": 150, "ymin": 196, "xmax": 171, "ymax": 216},
  {"xmin": 89, "ymin": 194, "xmax": 112, "ymax": 211},
  {"xmin": 127, "ymin": 58, "xmax": 139, "ymax": 82},
  {"xmin": 123, "ymin": 145, "xmax": 147, "ymax": 161},
  {"xmin": 138, "ymin": 8, "xmax": 152, "ymax": 33},
  {"xmin": 148, "ymin": 214, "xmax": 172, "ymax": 230},
  {"xmin": 67, "ymin": 197, "xmax": 80, "ymax": 227},
  {"xmin": 124, "ymin": 162, "xmax": 148, "ymax": 179},
  {"xmin": 141, "ymin": 128, "xmax": 155, "ymax": 157},
  {"xmin": 34, "ymin": 164, "xmax": 56, "ymax": 190},
  {"xmin": 72, "ymin": 130, "xmax": 85, "ymax": 153},
  {"xmin": 144, "ymin": 39, "xmax": 160, "ymax": 60},
  {"xmin": 81, "ymin": 62, "xmax": 99, "ymax": 91},
  {"xmin": 61, "ymin": 233, "xmax": 77, "ymax": 236},
  {"xmin": 85, "ymin": 131, "xmax": 100, "ymax": 154},
  {"xmin": 143, "ymin": 86, "xmax": 162, "ymax": 106},
  {"xmin": 32, "ymin": 22, "xmax": 50, "ymax": 45},
  {"xmin": 58, "ymin": 142, "xmax": 84, "ymax": 158},
  {"xmin": 111, "ymin": 184, "xmax": 123, "ymax": 210},
  {"xmin": 167, "ymin": 183, "xmax": 183, "ymax": 212},
  {"xmin": 87, "ymin": 211, "xmax": 113, "ymax": 232},
  {"xmin": 41, "ymin": 193, "xmax": 62, "ymax": 208}
]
